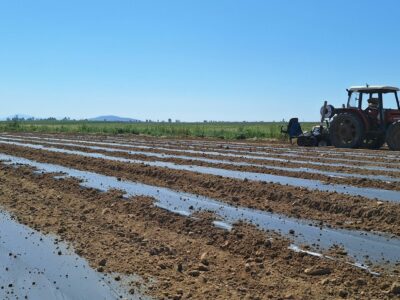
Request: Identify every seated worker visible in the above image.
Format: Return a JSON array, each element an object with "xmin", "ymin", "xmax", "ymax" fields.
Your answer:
[
  {"xmin": 365, "ymin": 98, "xmax": 380, "ymax": 127},
  {"xmin": 367, "ymin": 98, "xmax": 379, "ymax": 110}
]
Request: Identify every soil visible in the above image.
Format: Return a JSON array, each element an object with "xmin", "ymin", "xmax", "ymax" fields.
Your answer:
[
  {"xmin": 1, "ymin": 142, "xmax": 400, "ymax": 237},
  {"xmin": 13, "ymin": 138, "xmax": 400, "ymax": 191},
  {"xmin": 1, "ymin": 133, "xmax": 400, "ymax": 299},
  {"xmin": 20, "ymin": 132, "xmax": 400, "ymax": 163},
  {"xmin": 5, "ymin": 134, "xmax": 400, "ymax": 174},
  {"xmin": 0, "ymin": 164, "xmax": 399, "ymax": 299}
]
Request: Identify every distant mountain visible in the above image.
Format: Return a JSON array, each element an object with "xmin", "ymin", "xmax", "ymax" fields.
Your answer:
[{"xmin": 89, "ymin": 115, "xmax": 141, "ymax": 122}]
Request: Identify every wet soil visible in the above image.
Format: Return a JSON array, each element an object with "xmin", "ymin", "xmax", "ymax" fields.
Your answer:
[
  {"xmin": 4, "ymin": 134, "xmax": 400, "ymax": 173},
  {"xmin": 1, "ymin": 143, "xmax": 400, "ymax": 237},
  {"xmin": 12, "ymin": 139, "xmax": 400, "ymax": 191},
  {"xmin": 0, "ymin": 164, "xmax": 399, "ymax": 299},
  {"xmin": 5, "ymin": 133, "xmax": 400, "ymax": 166},
  {"xmin": 103, "ymin": 140, "xmax": 400, "ymax": 166}
]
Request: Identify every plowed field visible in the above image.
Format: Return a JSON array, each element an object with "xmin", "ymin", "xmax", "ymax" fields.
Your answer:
[{"xmin": 1, "ymin": 133, "xmax": 400, "ymax": 299}]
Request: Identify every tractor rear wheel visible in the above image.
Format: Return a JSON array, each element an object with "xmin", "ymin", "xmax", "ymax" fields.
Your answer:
[
  {"xmin": 329, "ymin": 113, "xmax": 364, "ymax": 148},
  {"xmin": 386, "ymin": 121, "xmax": 400, "ymax": 151}
]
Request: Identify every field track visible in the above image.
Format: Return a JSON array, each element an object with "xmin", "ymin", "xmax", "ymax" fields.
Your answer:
[{"xmin": 1, "ymin": 132, "xmax": 400, "ymax": 299}]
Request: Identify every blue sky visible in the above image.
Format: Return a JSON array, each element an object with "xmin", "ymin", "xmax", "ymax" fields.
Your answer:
[{"xmin": 1, "ymin": 0, "xmax": 399, "ymax": 121}]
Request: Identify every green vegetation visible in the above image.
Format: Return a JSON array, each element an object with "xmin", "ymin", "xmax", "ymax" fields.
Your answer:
[{"xmin": 0, "ymin": 120, "xmax": 316, "ymax": 140}]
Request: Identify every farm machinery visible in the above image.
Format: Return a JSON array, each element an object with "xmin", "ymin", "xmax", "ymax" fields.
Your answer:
[
  {"xmin": 283, "ymin": 85, "xmax": 400, "ymax": 150},
  {"xmin": 281, "ymin": 117, "xmax": 330, "ymax": 147}
]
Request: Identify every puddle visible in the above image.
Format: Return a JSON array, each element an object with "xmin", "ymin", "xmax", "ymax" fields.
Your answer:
[
  {"xmin": 0, "ymin": 211, "xmax": 146, "ymax": 300},
  {"xmin": 1, "ymin": 153, "xmax": 400, "ymax": 267},
  {"xmin": 0, "ymin": 140, "xmax": 400, "ymax": 202}
]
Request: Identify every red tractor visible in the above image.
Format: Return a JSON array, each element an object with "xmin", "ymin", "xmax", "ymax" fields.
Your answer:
[{"xmin": 323, "ymin": 85, "xmax": 400, "ymax": 150}]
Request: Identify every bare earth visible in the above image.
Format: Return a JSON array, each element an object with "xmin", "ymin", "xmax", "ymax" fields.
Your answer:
[{"xmin": 0, "ymin": 133, "xmax": 400, "ymax": 299}]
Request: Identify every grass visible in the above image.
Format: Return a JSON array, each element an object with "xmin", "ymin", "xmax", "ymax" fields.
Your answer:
[{"xmin": 0, "ymin": 120, "xmax": 316, "ymax": 140}]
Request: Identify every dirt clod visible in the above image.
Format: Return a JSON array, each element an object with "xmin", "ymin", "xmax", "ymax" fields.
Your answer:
[
  {"xmin": 188, "ymin": 270, "xmax": 200, "ymax": 277},
  {"xmin": 338, "ymin": 289, "xmax": 348, "ymax": 298},
  {"xmin": 304, "ymin": 266, "xmax": 332, "ymax": 276},
  {"xmin": 98, "ymin": 258, "xmax": 107, "ymax": 267}
]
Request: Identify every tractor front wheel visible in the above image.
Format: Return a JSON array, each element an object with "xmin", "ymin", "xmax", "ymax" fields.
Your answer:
[
  {"xmin": 386, "ymin": 121, "xmax": 400, "ymax": 151},
  {"xmin": 329, "ymin": 113, "xmax": 364, "ymax": 148}
]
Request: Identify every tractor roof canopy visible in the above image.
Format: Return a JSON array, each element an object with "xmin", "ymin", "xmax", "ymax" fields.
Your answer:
[{"xmin": 348, "ymin": 86, "xmax": 399, "ymax": 94}]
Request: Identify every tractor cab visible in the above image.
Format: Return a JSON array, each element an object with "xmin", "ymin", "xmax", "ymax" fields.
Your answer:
[
  {"xmin": 346, "ymin": 86, "xmax": 400, "ymax": 129},
  {"xmin": 325, "ymin": 85, "xmax": 400, "ymax": 150}
]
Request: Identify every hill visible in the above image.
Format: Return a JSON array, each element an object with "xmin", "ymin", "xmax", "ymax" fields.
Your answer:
[{"xmin": 89, "ymin": 115, "xmax": 141, "ymax": 122}]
